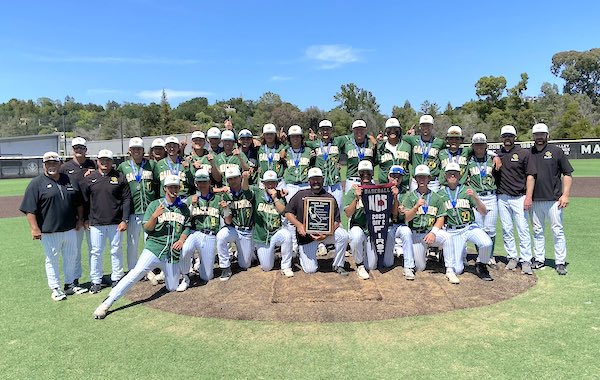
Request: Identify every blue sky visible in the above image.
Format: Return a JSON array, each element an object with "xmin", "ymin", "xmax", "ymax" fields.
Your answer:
[{"xmin": 1, "ymin": 0, "xmax": 599, "ymax": 115}]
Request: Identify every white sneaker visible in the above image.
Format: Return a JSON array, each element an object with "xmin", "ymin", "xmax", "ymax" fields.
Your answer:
[
  {"xmin": 281, "ymin": 268, "xmax": 294, "ymax": 278},
  {"xmin": 93, "ymin": 303, "xmax": 110, "ymax": 319},
  {"xmin": 446, "ymin": 268, "xmax": 460, "ymax": 284},
  {"xmin": 155, "ymin": 271, "xmax": 165, "ymax": 284},
  {"xmin": 147, "ymin": 271, "xmax": 157, "ymax": 285},
  {"xmin": 176, "ymin": 275, "xmax": 190, "ymax": 292},
  {"xmin": 51, "ymin": 288, "xmax": 66, "ymax": 301},
  {"xmin": 317, "ymin": 244, "xmax": 328, "ymax": 257},
  {"xmin": 357, "ymin": 264, "xmax": 370, "ymax": 280},
  {"xmin": 64, "ymin": 284, "xmax": 89, "ymax": 295},
  {"xmin": 403, "ymin": 267, "xmax": 415, "ymax": 280}
]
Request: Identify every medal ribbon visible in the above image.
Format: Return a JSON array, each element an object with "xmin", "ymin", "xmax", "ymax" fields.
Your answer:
[
  {"xmin": 266, "ymin": 146, "xmax": 276, "ymax": 166},
  {"xmin": 352, "ymin": 138, "xmax": 366, "ymax": 160},
  {"xmin": 166, "ymin": 157, "xmax": 180, "ymax": 176},
  {"xmin": 417, "ymin": 190, "xmax": 431, "ymax": 215},
  {"xmin": 320, "ymin": 140, "xmax": 332, "ymax": 161},
  {"xmin": 446, "ymin": 185, "xmax": 460, "ymax": 209},
  {"xmin": 420, "ymin": 138, "xmax": 433, "ymax": 161},
  {"xmin": 475, "ymin": 155, "xmax": 488, "ymax": 178},
  {"xmin": 290, "ymin": 147, "xmax": 303, "ymax": 167},
  {"xmin": 129, "ymin": 159, "xmax": 145, "ymax": 182}
]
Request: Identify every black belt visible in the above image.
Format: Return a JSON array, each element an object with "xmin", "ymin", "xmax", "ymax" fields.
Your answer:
[
  {"xmin": 292, "ymin": 181, "xmax": 307, "ymax": 185},
  {"xmin": 235, "ymin": 226, "xmax": 252, "ymax": 231},
  {"xmin": 199, "ymin": 229, "xmax": 217, "ymax": 236},
  {"xmin": 413, "ymin": 229, "xmax": 429, "ymax": 234},
  {"xmin": 478, "ymin": 190, "xmax": 496, "ymax": 196},
  {"xmin": 447, "ymin": 224, "xmax": 470, "ymax": 230},
  {"xmin": 348, "ymin": 177, "xmax": 360, "ymax": 181}
]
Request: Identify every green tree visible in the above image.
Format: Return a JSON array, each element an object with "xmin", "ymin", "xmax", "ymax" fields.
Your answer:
[
  {"xmin": 551, "ymin": 48, "xmax": 600, "ymax": 103},
  {"xmin": 334, "ymin": 83, "xmax": 380, "ymax": 114},
  {"xmin": 392, "ymin": 100, "xmax": 417, "ymax": 130},
  {"xmin": 475, "ymin": 75, "xmax": 507, "ymax": 103},
  {"xmin": 159, "ymin": 89, "xmax": 172, "ymax": 135}
]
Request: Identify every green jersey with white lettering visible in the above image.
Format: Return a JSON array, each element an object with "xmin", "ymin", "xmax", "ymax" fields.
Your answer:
[
  {"xmin": 306, "ymin": 137, "xmax": 345, "ymax": 186},
  {"xmin": 339, "ymin": 135, "xmax": 376, "ymax": 178},
  {"xmin": 216, "ymin": 151, "xmax": 248, "ymax": 185},
  {"xmin": 343, "ymin": 188, "xmax": 367, "ymax": 233},
  {"xmin": 438, "ymin": 147, "xmax": 473, "ymax": 186},
  {"xmin": 143, "ymin": 199, "xmax": 191, "ymax": 263},
  {"xmin": 250, "ymin": 186, "xmax": 286, "ymax": 244},
  {"xmin": 186, "ymin": 193, "xmax": 222, "ymax": 233},
  {"xmin": 465, "ymin": 155, "xmax": 497, "ymax": 193},
  {"xmin": 153, "ymin": 157, "xmax": 195, "ymax": 198},
  {"xmin": 437, "ymin": 185, "xmax": 477, "ymax": 227},
  {"xmin": 117, "ymin": 159, "xmax": 157, "ymax": 214},
  {"xmin": 258, "ymin": 144, "xmax": 285, "ymax": 178},
  {"xmin": 402, "ymin": 135, "xmax": 445, "ymax": 177},
  {"xmin": 222, "ymin": 188, "xmax": 255, "ymax": 228},
  {"xmin": 282, "ymin": 145, "xmax": 314, "ymax": 184},
  {"xmin": 376, "ymin": 140, "xmax": 411, "ymax": 188},
  {"xmin": 401, "ymin": 190, "xmax": 446, "ymax": 231}
]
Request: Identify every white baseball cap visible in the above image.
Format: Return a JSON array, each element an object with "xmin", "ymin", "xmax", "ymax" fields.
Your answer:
[
  {"xmin": 532, "ymin": 123, "xmax": 549, "ymax": 134},
  {"xmin": 151, "ymin": 138, "xmax": 165, "ymax": 148},
  {"xmin": 98, "ymin": 149, "xmax": 114, "ymax": 159},
  {"xmin": 419, "ymin": 115, "xmax": 434, "ymax": 125},
  {"xmin": 263, "ymin": 123, "xmax": 277, "ymax": 134},
  {"xmin": 357, "ymin": 160, "xmax": 373, "ymax": 172},
  {"xmin": 128, "ymin": 137, "xmax": 144, "ymax": 148},
  {"xmin": 164, "ymin": 174, "xmax": 180, "ymax": 186},
  {"xmin": 500, "ymin": 125, "xmax": 517, "ymax": 136},
  {"xmin": 319, "ymin": 119, "xmax": 333, "ymax": 128},
  {"xmin": 288, "ymin": 125, "xmax": 302, "ymax": 136},
  {"xmin": 221, "ymin": 130, "xmax": 236, "ymax": 141},
  {"xmin": 385, "ymin": 118, "xmax": 400, "ymax": 129},
  {"xmin": 71, "ymin": 137, "xmax": 87, "ymax": 147},
  {"xmin": 414, "ymin": 164, "xmax": 431, "ymax": 177},
  {"xmin": 352, "ymin": 119, "xmax": 367, "ymax": 129},
  {"xmin": 43, "ymin": 151, "xmax": 61, "ymax": 162},
  {"xmin": 191, "ymin": 131, "xmax": 205, "ymax": 140},
  {"xmin": 194, "ymin": 169, "xmax": 210, "ymax": 182},
  {"xmin": 238, "ymin": 129, "xmax": 253, "ymax": 138},
  {"xmin": 471, "ymin": 133, "xmax": 487, "ymax": 144},
  {"xmin": 261, "ymin": 170, "xmax": 279, "ymax": 182},
  {"xmin": 164, "ymin": 136, "xmax": 179, "ymax": 145},
  {"xmin": 225, "ymin": 166, "xmax": 241, "ymax": 179},
  {"xmin": 307, "ymin": 167, "xmax": 323, "ymax": 179},
  {"xmin": 207, "ymin": 127, "xmax": 221, "ymax": 139},
  {"xmin": 446, "ymin": 126, "xmax": 463, "ymax": 138},
  {"xmin": 445, "ymin": 162, "xmax": 461, "ymax": 172}
]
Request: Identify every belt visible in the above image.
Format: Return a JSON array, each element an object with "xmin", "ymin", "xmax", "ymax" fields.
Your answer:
[
  {"xmin": 447, "ymin": 223, "xmax": 470, "ymax": 231},
  {"xmin": 348, "ymin": 177, "xmax": 360, "ymax": 181},
  {"xmin": 292, "ymin": 181, "xmax": 308, "ymax": 185},
  {"xmin": 413, "ymin": 229, "xmax": 429, "ymax": 234},
  {"xmin": 235, "ymin": 226, "xmax": 252, "ymax": 231},
  {"xmin": 199, "ymin": 229, "xmax": 217, "ymax": 236},
  {"xmin": 478, "ymin": 190, "xmax": 496, "ymax": 196}
]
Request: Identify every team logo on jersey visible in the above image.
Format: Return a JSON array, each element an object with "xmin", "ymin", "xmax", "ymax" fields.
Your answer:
[
  {"xmin": 46, "ymin": 184, "xmax": 52, "ymax": 188},
  {"xmin": 91, "ymin": 178, "xmax": 97, "ymax": 183},
  {"xmin": 511, "ymin": 153, "xmax": 519, "ymax": 162},
  {"xmin": 68, "ymin": 169, "xmax": 75, "ymax": 174},
  {"xmin": 110, "ymin": 177, "xmax": 119, "ymax": 184},
  {"xmin": 544, "ymin": 151, "xmax": 553, "ymax": 159}
]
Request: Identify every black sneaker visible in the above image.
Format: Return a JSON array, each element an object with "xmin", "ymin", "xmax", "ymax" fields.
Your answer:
[
  {"xmin": 90, "ymin": 284, "xmax": 102, "ymax": 294},
  {"xmin": 334, "ymin": 266, "xmax": 349, "ymax": 276},
  {"xmin": 556, "ymin": 264, "xmax": 567, "ymax": 275},
  {"xmin": 220, "ymin": 267, "xmax": 232, "ymax": 281},
  {"xmin": 476, "ymin": 263, "xmax": 493, "ymax": 281},
  {"xmin": 531, "ymin": 260, "xmax": 545, "ymax": 270}
]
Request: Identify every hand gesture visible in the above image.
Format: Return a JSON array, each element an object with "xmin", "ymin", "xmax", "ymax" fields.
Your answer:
[
  {"xmin": 423, "ymin": 232, "xmax": 435, "ymax": 245},
  {"xmin": 416, "ymin": 196, "xmax": 426, "ymax": 208},
  {"xmin": 191, "ymin": 194, "xmax": 198, "ymax": 204},
  {"xmin": 233, "ymin": 148, "xmax": 240, "ymax": 156},
  {"xmin": 466, "ymin": 188, "xmax": 475, "ymax": 197},
  {"xmin": 242, "ymin": 170, "xmax": 250, "ymax": 180},
  {"xmin": 280, "ymin": 189, "xmax": 289, "ymax": 197},
  {"xmin": 207, "ymin": 153, "xmax": 214, "ymax": 162},
  {"xmin": 398, "ymin": 204, "xmax": 405, "ymax": 214},
  {"xmin": 182, "ymin": 160, "xmax": 190, "ymax": 168},
  {"xmin": 308, "ymin": 128, "xmax": 317, "ymax": 141},
  {"xmin": 391, "ymin": 186, "xmax": 399, "ymax": 197},
  {"xmin": 193, "ymin": 160, "xmax": 202, "ymax": 169},
  {"xmin": 219, "ymin": 200, "xmax": 229, "ymax": 208},
  {"xmin": 172, "ymin": 239, "xmax": 184, "ymax": 251},
  {"xmin": 152, "ymin": 204, "xmax": 165, "ymax": 219},
  {"xmin": 179, "ymin": 140, "xmax": 188, "ymax": 151},
  {"xmin": 353, "ymin": 184, "xmax": 362, "ymax": 198},
  {"xmin": 279, "ymin": 127, "xmax": 287, "ymax": 142},
  {"xmin": 84, "ymin": 168, "xmax": 95, "ymax": 177},
  {"xmin": 407, "ymin": 125, "xmax": 416, "ymax": 136},
  {"xmin": 376, "ymin": 132, "xmax": 384, "ymax": 141},
  {"xmin": 267, "ymin": 188, "xmax": 278, "ymax": 198},
  {"xmin": 493, "ymin": 156, "xmax": 502, "ymax": 170}
]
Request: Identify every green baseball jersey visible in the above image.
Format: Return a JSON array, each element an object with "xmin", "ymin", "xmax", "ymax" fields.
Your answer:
[
  {"xmin": 117, "ymin": 159, "xmax": 157, "ymax": 215},
  {"xmin": 339, "ymin": 135, "xmax": 376, "ymax": 178},
  {"xmin": 401, "ymin": 190, "xmax": 446, "ymax": 231},
  {"xmin": 283, "ymin": 145, "xmax": 314, "ymax": 184},
  {"xmin": 402, "ymin": 135, "xmax": 445, "ymax": 177},
  {"xmin": 216, "ymin": 151, "xmax": 248, "ymax": 185},
  {"xmin": 438, "ymin": 147, "xmax": 472, "ymax": 186},
  {"xmin": 250, "ymin": 186, "xmax": 286, "ymax": 244},
  {"xmin": 306, "ymin": 137, "xmax": 344, "ymax": 186},
  {"xmin": 186, "ymin": 151, "xmax": 207, "ymax": 167},
  {"xmin": 186, "ymin": 193, "xmax": 222, "ymax": 233},
  {"xmin": 143, "ymin": 199, "xmax": 191, "ymax": 263},
  {"xmin": 343, "ymin": 188, "xmax": 367, "ymax": 233},
  {"xmin": 465, "ymin": 155, "xmax": 497, "ymax": 193},
  {"xmin": 258, "ymin": 144, "xmax": 285, "ymax": 178},
  {"xmin": 391, "ymin": 188, "xmax": 408, "ymax": 224},
  {"xmin": 437, "ymin": 185, "xmax": 477, "ymax": 227},
  {"xmin": 376, "ymin": 140, "xmax": 411, "ymax": 188},
  {"xmin": 153, "ymin": 157, "xmax": 195, "ymax": 198},
  {"xmin": 222, "ymin": 188, "xmax": 255, "ymax": 228}
]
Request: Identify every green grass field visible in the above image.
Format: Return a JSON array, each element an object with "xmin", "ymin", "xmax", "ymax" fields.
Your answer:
[{"xmin": 1, "ymin": 195, "xmax": 599, "ymax": 378}]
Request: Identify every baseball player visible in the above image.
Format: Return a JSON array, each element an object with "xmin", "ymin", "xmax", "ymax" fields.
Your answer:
[
  {"xmin": 257, "ymin": 123, "xmax": 286, "ymax": 186},
  {"xmin": 401, "ymin": 165, "xmax": 449, "ymax": 281},
  {"xmin": 206, "ymin": 127, "xmax": 224, "ymax": 154},
  {"xmin": 375, "ymin": 118, "xmax": 411, "ymax": 189},
  {"xmin": 187, "ymin": 131, "xmax": 208, "ymax": 166},
  {"xmin": 59, "ymin": 136, "xmax": 96, "ymax": 288},
  {"xmin": 495, "ymin": 125, "xmax": 536, "ymax": 273},
  {"xmin": 93, "ymin": 174, "xmax": 191, "ymax": 319},
  {"xmin": 117, "ymin": 137, "xmax": 157, "ymax": 271},
  {"xmin": 80, "ymin": 149, "xmax": 132, "ymax": 294},
  {"xmin": 339, "ymin": 120, "xmax": 377, "ymax": 191},
  {"xmin": 403, "ymin": 115, "xmax": 445, "ymax": 191},
  {"xmin": 284, "ymin": 168, "xmax": 350, "ymax": 275},
  {"xmin": 216, "ymin": 130, "xmax": 250, "ymax": 185},
  {"xmin": 153, "ymin": 136, "xmax": 195, "ymax": 199},
  {"xmin": 20, "ymin": 152, "xmax": 87, "ymax": 300},
  {"xmin": 150, "ymin": 138, "xmax": 167, "ymax": 161},
  {"xmin": 438, "ymin": 126, "xmax": 471, "ymax": 186},
  {"xmin": 385, "ymin": 165, "xmax": 412, "ymax": 263},
  {"xmin": 439, "ymin": 162, "xmax": 493, "ymax": 282},
  {"xmin": 238, "ymin": 129, "xmax": 259, "ymax": 185},
  {"xmin": 215, "ymin": 167, "xmax": 255, "ymax": 281},
  {"xmin": 529, "ymin": 123, "xmax": 573, "ymax": 275}
]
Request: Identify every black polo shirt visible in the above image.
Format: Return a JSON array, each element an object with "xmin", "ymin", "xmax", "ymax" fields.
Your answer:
[
  {"xmin": 284, "ymin": 188, "xmax": 341, "ymax": 246},
  {"xmin": 59, "ymin": 158, "xmax": 96, "ymax": 184},
  {"xmin": 20, "ymin": 173, "xmax": 82, "ymax": 233},
  {"xmin": 495, "ymin": 145, "xmax": 537, "ymax": 196},
  {"xmin": 531, "ymin": 144, "xmax": 574, "ymax": 201},
  {"xmin": 80, "ymin": 169, "xmax": 132, "ymax": 226}
]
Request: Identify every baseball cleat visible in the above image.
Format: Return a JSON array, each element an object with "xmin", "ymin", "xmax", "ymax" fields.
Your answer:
[
  {"xmin": 281, "ymin": 268, "xmax": 294, "ymax": 278},
  {"xmin": 403, "ymin": 267, "xmax": 415, "ymax": 281},
  {"xmin": 356, "ymin": 264, "xmax": 370, "ymax": 280},
  {"xmin": 445, "ymin": 268, "xmax": 460, "ymax": 284},
  {"xmin": 51, "ymin": 288, "xmax": 67, "ymax": 301},
  {"xmin": 220, "ymin": 267, "xmax": 232, "ymax": 281},
  {"xmin": 64, "ymin": 284, "xmax": 89, "ymax": 295},
  {"xmin": 505, "ymin": 258, "xmax": 518, "ymax": 271},
  {"xmin": 90, "ymin": 284, "xmax": 102, "ymax": 294},
  {"xmin": 176, "ymin": 275, "xmax": 190, "ymax": 292},
  {"xmin": 488, "ymin": 257, "xmax": 499, "ymax": 270},
  {"xmin": 555, "ymin": 264, "xmax": 567, "ymax": 275},
  {"xmin": 93, "ymin": 303, "xmax": 109, "ymax": 319},
  {"xmin": 334, "ymin": 266, "xmax": 349, "ymax": 276},
  {"xmin": 476, "ymin": 263, "xmax": 493, "ymax": 281},
  {"xmin": 521, "ymin": 261, "xmax": 533, "ymax": 275},
  {"xmin": 531, "ymin": 260, "xmax": 545, "ymax": 270}
]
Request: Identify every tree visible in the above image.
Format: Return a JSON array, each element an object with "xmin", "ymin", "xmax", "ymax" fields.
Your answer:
[
  {"xmin": 551, "ymin": 48, "xmax": 600, "ymax": 103},
  {"xmin": 392, "ymin": 100, "xmax": 417, "ymax": 130},
  {"xmin": 333, "ymin": 83, "xmax": 380, "ymax": 114},
  {"xmin": 475, "ymin": 75, "xmax": 507, "ymax": 103},
  {"xmin": 159, "ymin": 89, "xmax": 172, "ymax": 135},
  {"xmin": 420, "ymin": 100, "xmax": 440, "ymax": 117},
  {"xmin": 172, "ymin": 97, "xmax": 209, "ymax": 121}
]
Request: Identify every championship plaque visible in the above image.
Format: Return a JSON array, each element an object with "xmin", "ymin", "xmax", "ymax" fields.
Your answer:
[{"xmin": 303, "ymin": 197, "xmax": 335, "ymax": 235}]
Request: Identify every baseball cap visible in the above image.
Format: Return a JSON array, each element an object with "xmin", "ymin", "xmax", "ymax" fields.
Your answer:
[
  {"xmin": 500, "ymin": 125, "xmax": 517, "ymax": 136},
  {"xmin": 532, "ymin": 123, "xmax": 549, "ymax": 134},
  {"xmin": 221, "ymin": 130, "xmax": 235, "ymax": 141},
  {"xmin": 164, "ymin": 174, "xmax": 180, "ymax": 186},
  {"xmin": 191, "ymin": 131, "xmax": 205, "ymax": 140},
  {"xmin": 164, "ymin": 136, "xmax": 179, "ymax": 145},
  {"xmin": 307, "ymin": 167, "xmax": 323, "ymax": 179},
  {"xmin": 419, "ymin": 115, "xmax": 434, "ymax": 125},
  {"xmin": 71, "ymin": 137, "xmax": 86, "ymax": 147},
  {"xmin": 238, "ymin": 129, "xmax": 253, "ymax": 138},
  {"xmin": 385, "ymin": 118, "xmax": 401, "ymax": 129},
  {"xmin": 471, "ymin": 133, "xmax": 487, "ymax": 144},
  {"xmin": 207, "ymin": 127, "xmax": 221, "ymax": 139},
  {"xmin": 446, "ymin": 126, "xmax": 463, "ymax": 138},
  {"xmin": 151, "ymin": 138, "xmax": 165, "ymax": 148},
  {"xmin": 98, "ymin": 149, "xmax": 114, "ymax": 159},
  {"xmin": 225, "ymin": 166, "xmax": 241, "ymax": 179},
  {"xmin": 263, "ymin": 123, "xmax": 277, "ymax": 134},
  {"xmin": 414, "ymin": 164, "xmax": 431, "ymax": 177},
  {"xmin": 194, "ymin": 169, "xmax": 210, "ymax": 182},
  {"xmin": 445, "ymin": 162, "xmax": 461, "ymax": 172},
  {"xmin": 389, "ymin": 165, "xmax": 405, "ymax": 175},
  {"xmin": 128, "ymin": 137, "xmax": 144, "ymax": 148},
  {"xmin": 261, "ymin": 170, "xmax": 279, "ymax": 182},
  {"xmin": 357, "ymin": 160, "xmax": 373, "ymax": 172},
  {"xmin": 352, "ymin": 119, "xmax": 367, "ymax": 129},
  {"xmin": 288, "ymin": 125, "xmax": 302, "ymax": 136},
  {"xmin": 43, "ymin": 151, "xmax": 61, "ymax": 162},
  {"xmin": 319, "ymin": 119, "xmax": 333, "ymax": 129}
]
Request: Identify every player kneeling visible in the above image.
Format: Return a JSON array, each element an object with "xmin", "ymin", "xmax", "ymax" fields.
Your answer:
[{"xmin": 93, "ymin": 175, "xmax": 190, "ymax": 319}]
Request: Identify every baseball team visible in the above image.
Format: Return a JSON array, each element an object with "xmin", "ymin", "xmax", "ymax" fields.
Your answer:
[{"xmin": 19, "ymin": 115, "xmax": 573, "ymax": 319}]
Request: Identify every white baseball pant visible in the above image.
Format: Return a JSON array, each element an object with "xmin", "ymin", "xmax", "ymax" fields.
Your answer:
[
  {"xmin": 497, "ymin": 194, "xmax": 532, "ymax": 263},
  {"xmin": 402, "ymin": 230, "xmax": 448, "ymax": 271},
  {"xmin": 386, "ymin": 224, "xmax": 413, "ymax": 268},
  {"xmin": 410, "ymin": 178, "xmax": 440, "ymax": 192},
  {"xmin": 285, "ymin": 183, "xmax": 310, "ymax": 253},
  {"xmin": 89, "ymin": 224, "xmax": 124, "ymax": 285},
  {"xmin": 443, "ymin": 225, "xmax": 492, "ymax": 275},
  {"xmin": 530, "ymin": 201, "xmax": 567, "ymax": 265},
  {"xmin": 41, "ymin": 229, "xmax": 77, "ymax": 289},
  {"xmin": 255, "ymin": 229, "xmax": 293, "ymax": 271},
  {"xmin": 349, "ymin": 226, "xmax": 377, "ymax": 270},
  {"xmin": 475, "ymin": 194, "xmax": 498, "ymax": 238},
  {"xmin": 75, "ymin": 228, "xmax": 91, "ymax": 280},
  {"xmin": 323, "ymin": 183, "xmax": 343, "ymax": 212},
  {"xmin": 298, "ymin": 227, "xmax": 349, "ymax": 273},
  {"xmin": 180, "ymin": 230, "xmax": 217, "ymax": 281},
  {"xmin": 126, "ymin": 213, "xmax": 145, "ymax": 271},
  {"xmin": 216, "ymin": 226, "xmax": 254, "ymax": 269}
]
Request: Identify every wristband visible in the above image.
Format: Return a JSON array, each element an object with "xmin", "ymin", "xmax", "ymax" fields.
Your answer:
[{"xmin": 431, "ymin": 227, "xmax": 440, "ymax": 236}]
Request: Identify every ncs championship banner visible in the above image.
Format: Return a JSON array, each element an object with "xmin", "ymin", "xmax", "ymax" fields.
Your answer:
[{"xmin": 360, "ymin": 184, "xmax": 394, "ymax": 268}]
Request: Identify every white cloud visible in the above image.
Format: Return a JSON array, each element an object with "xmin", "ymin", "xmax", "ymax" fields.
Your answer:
[
  {"xmin": 305, "ymin": 44, "xmax": 361, "ymax": 69},
  {"xmin": 270, "ymin": 75, "xmax": 294, "ymax": 81},
  {"xmin": 35, "ymin": 55, "xmax": 202, "ymax": 65},
  {"xmin": 136, "ymin": 89, "xmax": 212, "ymax": 102}
]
